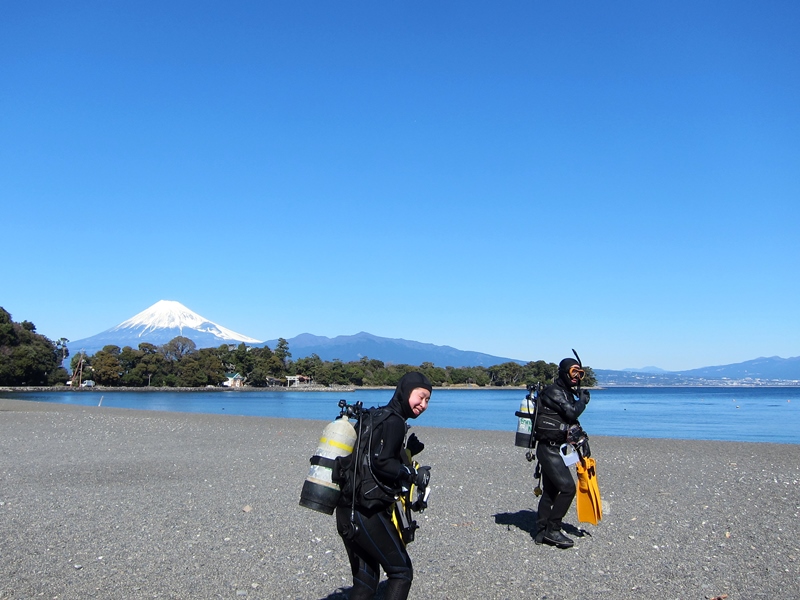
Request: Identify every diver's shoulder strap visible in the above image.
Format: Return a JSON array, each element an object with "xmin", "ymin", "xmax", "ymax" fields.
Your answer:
[{"xmin": 359, "ymin": 407, "xmax": 397, "ymax": 441}]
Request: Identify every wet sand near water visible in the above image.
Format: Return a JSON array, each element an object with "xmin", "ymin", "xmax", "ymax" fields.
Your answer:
[{"xmin": 1, "ymin": 397, "xmax": 798, "ymax": 599}]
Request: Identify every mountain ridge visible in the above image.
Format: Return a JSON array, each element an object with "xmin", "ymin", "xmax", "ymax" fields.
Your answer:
[
  {"xmin": 67, "ymin": 300, "xmax": 800, "ymax": 379},
  {"xmin": 260, "ymin": 331, "xmax": 523, "ymax": 368},
  {"xmin": 674, "ymin": 355, "xmax": 800, "ymax": 380},
  {"xmin": 67, "ymin": 301, "xmax": 524, "ymax": 367},
  {"xmin": 596, "ymin": 355, "xmax": 800, "ymax": 384}
]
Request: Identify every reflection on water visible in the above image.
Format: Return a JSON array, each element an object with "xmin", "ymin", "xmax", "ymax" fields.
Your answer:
[{"xmin": 5, "ymin": 386, "xmax": 799, "ymax": 444}]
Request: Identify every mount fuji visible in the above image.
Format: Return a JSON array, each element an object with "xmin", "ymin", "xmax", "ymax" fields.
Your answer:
[
  {"xmin": 69, "ymin": 300, "xmax": 262, "ymax": 356},
  {"xmin": 68, "ymin": 300, "xmax": 525, "ymax": 367}
]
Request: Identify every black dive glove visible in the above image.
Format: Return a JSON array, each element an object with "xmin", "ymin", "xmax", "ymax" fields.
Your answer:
[
  {"xmin": 579, "ymin": 389, "xmax": 590, "ymax": 404},
  {"xmin": 412, "ymin": 466, "xmax": 431, "ymax": 488},
  {"xmin": 580, "ymin": 437, "xmax": 592, "ymax": 458},
  {"xmin": 406, "ymin": 433, "xmax": 425, "ymax": 456}
]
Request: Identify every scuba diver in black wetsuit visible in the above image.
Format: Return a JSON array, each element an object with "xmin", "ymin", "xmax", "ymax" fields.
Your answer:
[
  {"xmin": 534, "ymin": 357, "xmax": 590, "ymax": 548},
  {"xmin": 334, "ymin": 372, "xmax": 432, "ymax": 600}
]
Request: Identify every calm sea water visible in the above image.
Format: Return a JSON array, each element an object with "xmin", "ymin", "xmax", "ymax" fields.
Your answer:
[{"xmin": 4, "ymin": 387, "xmax": 799, "ymax": 444}]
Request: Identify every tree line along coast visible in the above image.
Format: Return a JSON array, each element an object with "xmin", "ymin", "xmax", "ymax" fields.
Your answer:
[{"xmin": 0, "ymin": 307, "xmax": 597, "ymax": 389}]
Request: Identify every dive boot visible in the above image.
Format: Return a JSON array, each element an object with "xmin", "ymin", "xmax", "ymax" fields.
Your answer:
[
  {"xmin": 534, "ymin": 529, "xmax": 546, "ymax": 545},
  {"xmin": 541, "ymin": 529, "xmax": 574, "ymax": 549}
]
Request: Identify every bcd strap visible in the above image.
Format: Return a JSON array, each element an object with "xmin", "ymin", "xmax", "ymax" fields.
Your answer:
[
  {"xmin": 310, "ymin": 455, "xmax": 337, "ymax": 469},
  {"xmin": 515, "ymin": 411, "xmax": 535, "ymax": 419}
]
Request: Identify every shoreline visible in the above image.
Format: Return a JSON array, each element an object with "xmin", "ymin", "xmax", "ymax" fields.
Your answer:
[
  {"xmin": 1, "ymin": 397, "xmax": 798, "ymax": 599},
  {"xmin": 5, "ymin": 389, "xmax": 799, "ymax": 446},
  {"xmin": 3, "ymin": 383, "xmax": 798, "ymax": 395}
]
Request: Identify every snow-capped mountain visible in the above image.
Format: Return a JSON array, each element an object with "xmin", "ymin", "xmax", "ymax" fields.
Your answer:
[{"xmin": 70, "ymin": 300, "xmax": 262, "ymax": 356}]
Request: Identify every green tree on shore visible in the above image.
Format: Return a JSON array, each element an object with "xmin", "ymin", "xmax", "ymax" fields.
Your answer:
[
  {"xmin": 92, "ymin": 345, "xmax": 123, "ymax": 386},
  {"xmin": 274, "ymin": 338, "xmax": 291, "ymax": 369},
  {"xmin": 5, "ymin": 324, "xmax": 596, "ymax": 389},
  {"xmin": 0, "ymin": 307, "xmax": 69, "ymax": 386}
]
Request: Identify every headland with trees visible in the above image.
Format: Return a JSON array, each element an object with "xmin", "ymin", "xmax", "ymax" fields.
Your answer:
[{"xmin": 0, "ymin": 307, "xmax": 596, "ymax": 389}]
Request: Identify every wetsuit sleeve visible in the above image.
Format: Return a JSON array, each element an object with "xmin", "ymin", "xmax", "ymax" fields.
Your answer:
[
  {"xmin": 371, "ymin": 416, "xmax": 412, "ymax": 486},
  {"xmin": 543, "ymin": 386, "xmax": 587, "ymax": 422}
]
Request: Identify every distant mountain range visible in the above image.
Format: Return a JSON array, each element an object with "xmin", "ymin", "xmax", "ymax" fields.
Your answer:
[
  {"xmin": 596, "ymin": 356, "xmax": 800, "ymax": 385},
  {"xmin": 68, "ymin": 300, "xmax": 800, "ymax": 382},
  {"xmin": 679, "ymin": 356, "xmax": 800, "ymax": 380},
  {"xmin": 260, "ymin": 332, "xmax": 521, "ymax": 367},
  {"xmin": 69, "ymin": 301, "xmax": 521, "ymax": 367}
]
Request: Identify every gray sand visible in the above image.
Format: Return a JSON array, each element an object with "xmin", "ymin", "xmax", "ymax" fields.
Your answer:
[{"xmin": 1, "ymin": 398, "xmax": 798, "ymax": 600}]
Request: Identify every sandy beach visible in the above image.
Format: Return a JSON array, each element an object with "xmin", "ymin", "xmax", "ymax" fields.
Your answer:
[{"xmin": 1, "ymin": 397, "xmax": 798, "ymax": 600}]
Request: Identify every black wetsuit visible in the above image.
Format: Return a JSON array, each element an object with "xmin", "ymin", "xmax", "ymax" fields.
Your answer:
[
  {"xmin": 335, "ymin": 373, "xmax": 429, "ymax": 600},
  {"xmin": 535, "ymin": 379, "xmax": 587, "ymax": 535}
]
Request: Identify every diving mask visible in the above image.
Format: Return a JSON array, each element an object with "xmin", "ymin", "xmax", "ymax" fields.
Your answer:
[{"xmin": 569, "ymin": 366, "xmax": 586, "ymax": 381}]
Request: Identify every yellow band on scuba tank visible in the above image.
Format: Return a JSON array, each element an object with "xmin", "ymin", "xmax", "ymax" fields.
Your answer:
[{"xmin": 319, "ymin": 437, "xmax": 354, "ymax": 453}]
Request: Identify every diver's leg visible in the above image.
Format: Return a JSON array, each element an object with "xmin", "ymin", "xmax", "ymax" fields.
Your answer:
[
  {"xmin": 369, "ymin": 509, "xmax": 413, "ymax": 600},
  {"xmin": 547, "ymin": 459, "xmax": 576, "ymax": 529},
  {"xmin": 535, "ymin": 474, "xmax": 555, "ymax": 541},
  {"xmin": 347, "ymin": 549, "xmax": 381, "ymax": 600},
  {"xmin": 536, "ymin": 443, "xmax": 576, "ymax": 548},
  {"xmin": 336, "ymin": 507, "xmax": 380, "ymax": 599},
  {"xmin": 535, "ymin": 443, "xmax": 558, "ymax": 539},
  {"xmin": 338, "ymin": 507, "xmax": 413, "ymax": 599}
]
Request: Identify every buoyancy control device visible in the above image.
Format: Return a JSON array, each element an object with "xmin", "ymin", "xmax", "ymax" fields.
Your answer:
[
  {"xmin": 299, "ymin": 400, "xmax": 359, "ymax": 515},
  {"xmin": 321, "ymin": 399, "xmax": 431, "ymax": 544},
  {"xmin": 332, "ymin": 404, "xmax": 399, "ymax": 512}
]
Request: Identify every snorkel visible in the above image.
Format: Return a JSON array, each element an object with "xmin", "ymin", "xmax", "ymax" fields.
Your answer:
[{"xmin": 572, "ymin": 348, "xmax": 583, "ymax": 398}]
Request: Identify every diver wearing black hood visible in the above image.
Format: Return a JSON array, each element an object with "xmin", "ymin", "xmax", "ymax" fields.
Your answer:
[
  {"xmin": 534, "ymin": 357, "xmax": 590, "ymax": 548},
  {"xmin": 335, "ymin": 372, "xmax": 432, "ymax": 600}
]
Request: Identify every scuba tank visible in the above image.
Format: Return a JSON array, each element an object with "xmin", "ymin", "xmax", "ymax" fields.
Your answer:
[
  {"xmin": 514, "ymin": 383, "xmax": 539, "ymax": 448},
  {"xmin": 515, "ymin": 384, "xmax": 543, "ymax": 496},
  {"xmin": 299, "ymin": 400, "xmax": 359, "ymax": 515}
]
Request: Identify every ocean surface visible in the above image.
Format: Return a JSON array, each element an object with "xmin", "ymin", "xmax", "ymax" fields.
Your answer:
[{"xmin": 5, "ymin": 386, "xmax": 800, "ymax": 444}]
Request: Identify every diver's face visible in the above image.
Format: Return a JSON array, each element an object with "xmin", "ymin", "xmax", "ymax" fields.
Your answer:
[
  {"xmin": 568, "ymin": 365, "xmax": 585, "ymax": 386},
  {"xmin": 408, "ymin": 387, "xmax": 431, "ymax": 417}
]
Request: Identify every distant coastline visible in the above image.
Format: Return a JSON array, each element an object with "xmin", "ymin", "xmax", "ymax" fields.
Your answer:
[
  {"xmin": 0, "ymin": 385, "xmax": 349, "ymax": 394},
  {"xmin": 3, "ymin": 382, "xmax": 799, "ymax": 395}
]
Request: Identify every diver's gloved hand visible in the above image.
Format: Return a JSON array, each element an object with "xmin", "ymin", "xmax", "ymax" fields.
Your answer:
[
  {"xmin": 406, "ymin": 433, "xmax": 425, "ymax": 456},
  {"xmin": 581, "ymin": 438, "xmax": 592, "ymax": 458},
  {"xmin": 411, "ymin": 498, "xmax": 427, "ymax": 512},
  {"xmin": 580, "ymin": 389, "xmax": 590, "ymax": 404},
  {"xmin": 413, "ymin": 466, "xmax": 431, "ymax": 488},
  {"xmin": 567, "ymin": 423, "xmax": 586, "ymax": 445}
]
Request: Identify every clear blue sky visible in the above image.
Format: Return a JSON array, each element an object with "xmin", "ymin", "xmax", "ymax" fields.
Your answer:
[{"xmin": 2, "ymin": 1, "xmax": 798, "ymax": 371}]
